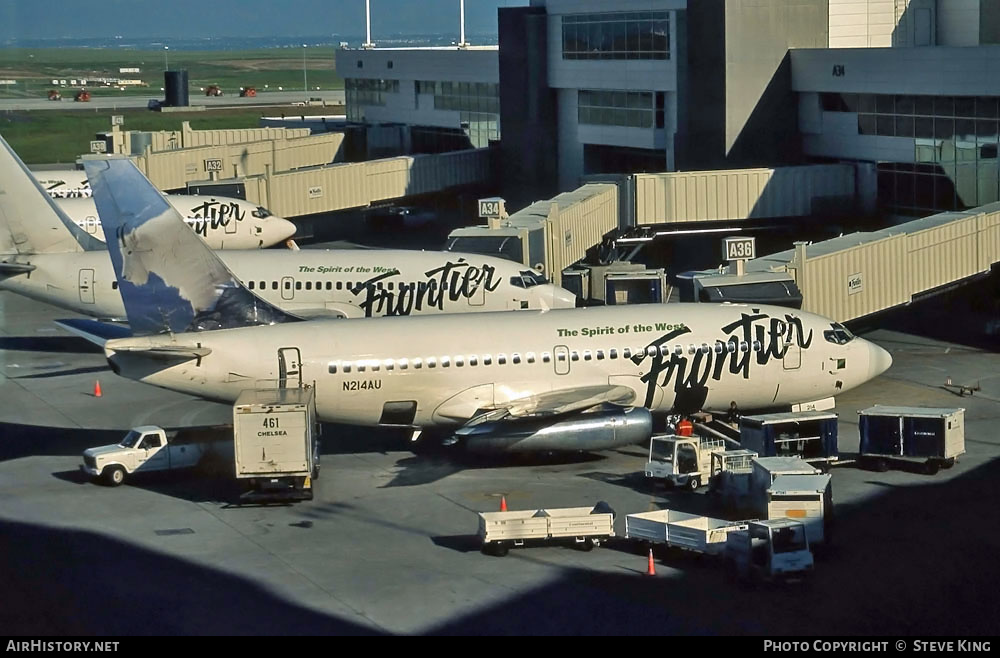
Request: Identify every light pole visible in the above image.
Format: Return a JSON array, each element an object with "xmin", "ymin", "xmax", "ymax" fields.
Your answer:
[
  {"xmin": 302, "ymin": 44, "xmax": 308, "ymax": 94},
  {"xmin": 164, "ymin": 46, "xmax": 169, "ymax": 71}
]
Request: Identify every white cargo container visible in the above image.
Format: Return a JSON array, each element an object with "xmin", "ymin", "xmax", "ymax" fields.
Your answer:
[
  {"xmin": 750, "ymin": 457, "xmax": 821, "ymax": 518},
  {"xmin": 233, "ymin": 387, "xmax": 319, "ymax": 502},
  {"xmin": 766, "ymin": 473, "xmax": 833, "ymax": 547}
]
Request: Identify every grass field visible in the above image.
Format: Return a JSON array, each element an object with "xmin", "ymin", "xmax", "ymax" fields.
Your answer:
[
  {"xmin": 0, "ymin": 47, "xmax": 343, "ymax": 100},
  {"xmin": 0, "ymin": 106, "xmax": 342, "ymax": 164}
]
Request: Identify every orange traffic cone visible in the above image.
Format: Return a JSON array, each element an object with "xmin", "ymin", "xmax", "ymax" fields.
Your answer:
[
  {"xmin": 94, "ymin": 380, "xmax": 103, "ymax": 398},
  {"xmin": 646, "ymin": 548, "xmax": 656, "ymax": 576},
  {"xmin": 500, "ymin": 495, "xmax": 508, "ymax": 512}
]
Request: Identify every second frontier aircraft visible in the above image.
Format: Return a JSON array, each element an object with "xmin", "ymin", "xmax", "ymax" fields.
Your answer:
[
  {"xmin": 0, "ymin": 136, "xmax": 575, "ymax": 320},
  {"xmin": 66, "ymin": 156, "xmax": 892, "ymax": 454}
]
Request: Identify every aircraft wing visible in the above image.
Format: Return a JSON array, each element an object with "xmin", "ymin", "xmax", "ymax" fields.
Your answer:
[
  {"xmin": 0, "ymin": 261, "xmax": 36, "ymax": 274},
  {"xmin": 462, "ymin": 384, "xmax": 637, "ymax": 427}
]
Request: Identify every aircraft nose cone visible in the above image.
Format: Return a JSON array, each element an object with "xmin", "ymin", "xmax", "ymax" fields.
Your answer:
[
  {"xmin": 547, "ymin": 284, "xmax": 578, "ymax": 309},
  {"xmin": 269, "ymin": 217, "xmax": 297, "ymax": 245},
  {"xmin": 869, "ymin": 342, "xmax": 893, "ymax": 378}
]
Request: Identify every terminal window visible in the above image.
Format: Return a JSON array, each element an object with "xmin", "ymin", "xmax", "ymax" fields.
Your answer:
[
  {"xmin": 821, "ymin": 92, "xmax": 999, "ymax": 214},
  {"xmin": 578, "ymin": 90, "xmax": 654, "ymax": 129},
  {"xmin": 562, "ymin": 12, "xmax": 670, "ymax": 60}
]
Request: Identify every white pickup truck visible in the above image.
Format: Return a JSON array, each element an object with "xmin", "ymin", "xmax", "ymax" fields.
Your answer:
[{"xmin": 81, "ymin": 425, "xmax": 233, "ymax": 486}]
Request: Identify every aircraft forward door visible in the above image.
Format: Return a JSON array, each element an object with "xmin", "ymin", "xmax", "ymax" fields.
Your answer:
[
  {"xmin": 281, "ymin": 276, "xmax": 295, "ymax": 301},
  {"xmin": 278, "ymin": 347, "xmax": 302, "ymax": 388},
  {"xmin": 468, "ymin": 282, "xmax": 485, "ymax": 307},
  {"xmin": 78, "ymin": 269, "xmax": 95, "ymax": 304},
  {"xmin": 553, "ymin": 345, "xmax": 570, "ymax": 375},
  {"xmin": 783, "ymin": 342, "xmax": 801, "ymax": 370}
]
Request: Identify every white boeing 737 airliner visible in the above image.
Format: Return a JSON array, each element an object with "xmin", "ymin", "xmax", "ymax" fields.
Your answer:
[
  {"xmin": 0, "ymin": 136, "xmax": 575, "ymax": 321},
  {"xmin": 56, "ymin": 195, "xmax": 297, "ymax": 250},
  {"xmin": 60, "ymin": 157, "xmax": 892, "ymax": 454}
]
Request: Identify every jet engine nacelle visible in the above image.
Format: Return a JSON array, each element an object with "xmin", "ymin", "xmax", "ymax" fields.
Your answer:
[{"xmin": 457, "ymin": 407, "xmax": 652, "ymax": 454}]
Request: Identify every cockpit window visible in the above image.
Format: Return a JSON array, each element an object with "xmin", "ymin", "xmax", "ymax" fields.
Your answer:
[
  {"xmin": 509, "ymin": 270, "xmax": 547, "ymax": 289},
  {"xmin": 252, "ymin": 206, "xmax": 272, "ymax": 218},
  {"xmin": 823, "ymin": 322, "xmax": 855, "ymax": 345}
]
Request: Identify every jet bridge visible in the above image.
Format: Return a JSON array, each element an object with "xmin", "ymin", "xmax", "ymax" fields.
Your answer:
[{"xmin": 683, "ymin": 201, "xmax": 1000, "ymax": 323}]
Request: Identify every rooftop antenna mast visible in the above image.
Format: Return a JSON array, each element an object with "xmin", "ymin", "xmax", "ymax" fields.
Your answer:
[
  {"xmin": 458, "ymin": 0, "xmax": 470, "ymax": 47},
  {"xmin": 363, "ymin": 0, "xmax": 374, "ymax": 49}
]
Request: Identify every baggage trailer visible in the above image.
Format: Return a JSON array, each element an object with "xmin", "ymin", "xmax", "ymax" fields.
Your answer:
[
  {"xmin": 766, "ymin": 473, "xmax": 833, "ymax": 547},
  {"xmin": 624, "ymin": 509, "xmax": 749, "ymax": 556},
  {"xmin": 739, "ymin": 411, "xmax": 839, "ymax": 468},
  {"xmin": 708, "ymin": 449, "xmax": 758, "ymax": 512},
  {"xmin": 478, "ymin": 503, "xmax": 615, "ymax": 556},
  {"xmin": 233, "ymin": 387, "xmax": 319, "ymax": 503},
  {"xmin": 857, "ymin": 406, "xmax": 965, "ymax": 474},
  {"xmin": 645, "ymin": 434, "xmax": 728, "ymax": 490},
  {"xmin": 724, "ymin": 519, "xmax": 814, "ymax": 584}
]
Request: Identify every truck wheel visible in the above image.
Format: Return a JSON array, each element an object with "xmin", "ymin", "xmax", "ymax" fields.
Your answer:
[
  {"xmin": 873, "ymin": 458, "xmax": 889, "ymax": 473},
  {"xmin": 941, "ymin": 458, "xmax": 956, "ymax": 470},
  {"xmin": 494, "ymin": 543, "xmax": 509, "ymax": 557},
  {"xmin": 923, "ymin": 460, "xmax": 941, "ymax": 476},
  {"xmin": 311, "ymin": 463, "xmax": 321, "ymax": 481},
  {"xmin": 579, "ymin": 537, "xmax": 595, "ymax": 551},
  {"xmin": 687, "ymin": 476, "xmax": 700, "ymax": 491},
  {"xmin": 103, "ymin": 466, "xmax": 125, "ymax": 487}
]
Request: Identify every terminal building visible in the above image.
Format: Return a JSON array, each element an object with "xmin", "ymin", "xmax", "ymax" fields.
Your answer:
[{"xmin": 343, "ymin": 0, "xmax": 1000, "ymax": 214}]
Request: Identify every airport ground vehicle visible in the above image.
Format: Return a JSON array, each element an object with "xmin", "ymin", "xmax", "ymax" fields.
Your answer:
[
  {"xmin": 645, "ymin": 434, "xmax": 727, "ymax": 490},
  {"xmin": 233, "ymin": 387, "xmax": 319, "ymax": 502},
  {"xmin": 81, "ymin": 425, "xmax": 233, "ymax": 486},
  {"xmin": 74, "ymin": 89, "xmax": 91, "ymax": 102},
  {"xmin": 857, "ymin": 406, "xmax": 965, "ymax": 474},
  {"xmin": 205, "ymin": 85, "xmax": 223, "ymax": 96},
  {"xmin": 723, "ymin": 519, "xmax": 814, "ymax": 584},
  {"xmin": 739, "ymin": 411, "xmax": 839, "ymax": 468},
  {"xmin": 47, "ymin": 90, "xmax": 61, "ymax": 101},
  {"xmin": 764, "ymin": 473, "xmax": 833, "ymax": 547},
  {"xmin": 624, "ymin": 509, "xmax": 749, "ymax": 556},
  {"xmin": 240, "ymin": 86, "xmax": 257, "ymax": 97},
  {"xmin": 708, "ymin": 449, "xmax": 758, "ymax": 509},
  {"xmin": 478, "ymin": 503, "xmax": 615, "ymax": 556}
]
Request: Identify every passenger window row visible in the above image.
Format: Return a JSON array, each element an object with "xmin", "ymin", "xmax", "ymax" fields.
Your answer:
[
  {"xmin": 327, "ymin": 340, "xmax": 769, "ymax": 375},
  {"xmin": 246, "ymin": 279, "xmax": 454, "ymax": 292}
]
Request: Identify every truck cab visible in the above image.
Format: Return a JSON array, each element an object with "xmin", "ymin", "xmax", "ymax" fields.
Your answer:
[
  {"xmin": 725, "ymin": 519, "xmax": 814, "ymax": 584},
  {"xmin": 645, "ymin": 434, "xmax": 726, "ymax": 490}
]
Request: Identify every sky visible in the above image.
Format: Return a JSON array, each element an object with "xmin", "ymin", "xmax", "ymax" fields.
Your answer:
[{"xmin": 1, "ymin": 0, "xmax": 530, "ymax": 42}]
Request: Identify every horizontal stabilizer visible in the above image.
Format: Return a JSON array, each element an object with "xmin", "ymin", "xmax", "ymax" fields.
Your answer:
[
  {"xmin": 108, "ymin": 344, "xmax": 212, "ymax": 361},
  {"xmin": 0, "ymin": 261, "xmax": 36, "ymax": 274},
  {"xmin": 55, "ymin": 319, "xmax": 132, "ymax": 347}
]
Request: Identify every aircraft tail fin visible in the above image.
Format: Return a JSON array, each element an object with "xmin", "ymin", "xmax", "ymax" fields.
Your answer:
[
  {"xmin": 0, "ymin": 134, "xmax": 106, "ymax": 254},
  {"xmin": 83, "ymin": 156, "xmax": 300, "ymax": 336}
]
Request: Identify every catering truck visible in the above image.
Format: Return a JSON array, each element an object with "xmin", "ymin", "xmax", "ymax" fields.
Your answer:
[
  {"xmin": 233, "ymin": 387, "xmax": 319, "ymax": 502},
  {"xmin": 81, "ymin": 425, "xmax": 233, "ymax": 486},
  {"xmin": 857, "ymin": 406, "xmax": 965, "ymax": 474}
]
